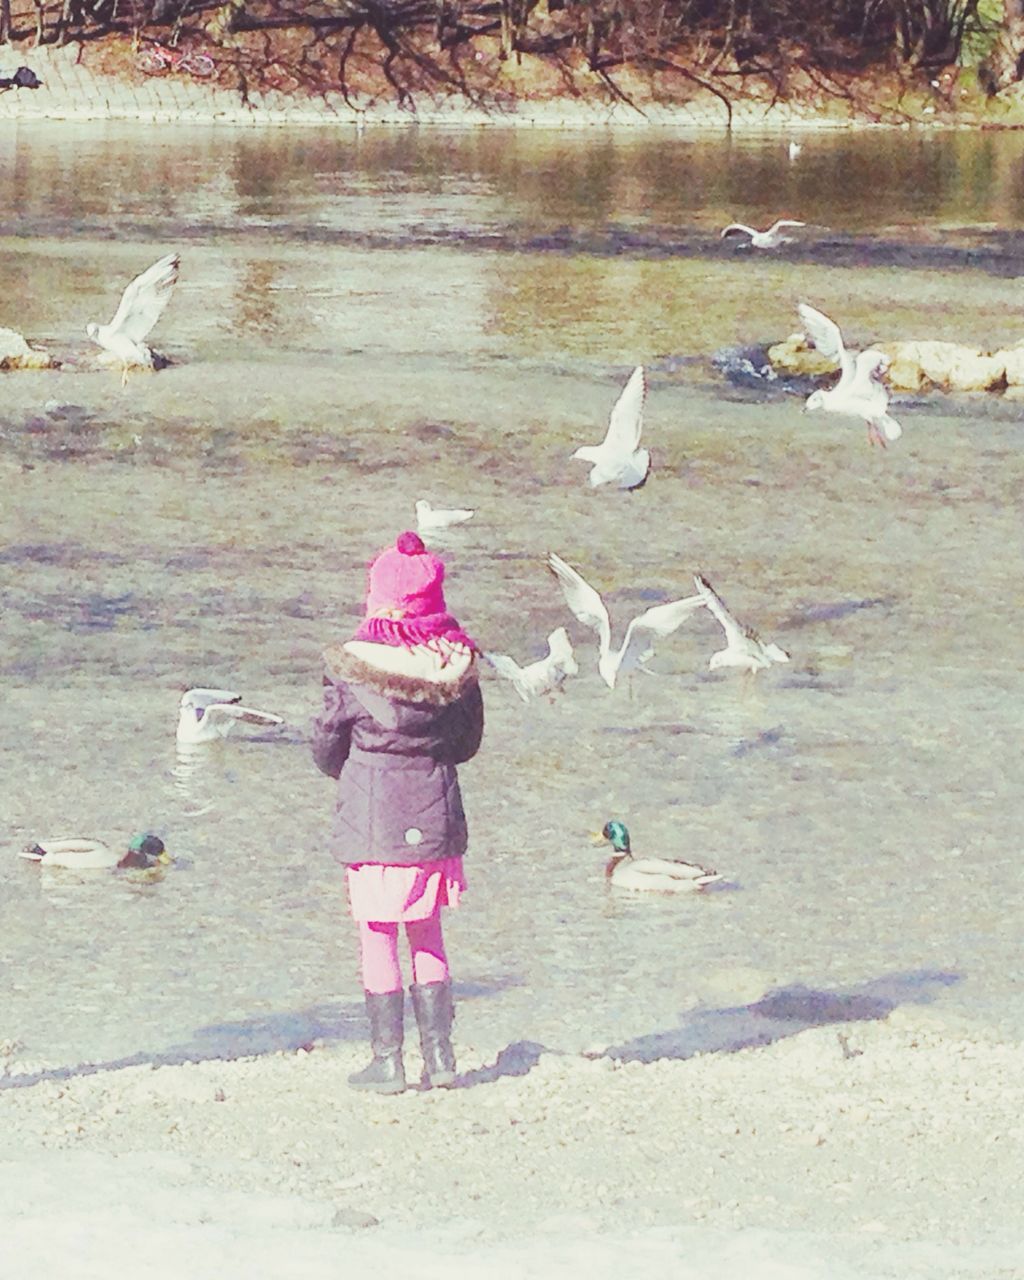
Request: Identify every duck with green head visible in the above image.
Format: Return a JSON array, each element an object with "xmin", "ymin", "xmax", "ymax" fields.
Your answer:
[
  {"xmin": 19, "ymin": 832, "xmax": 170, "ymax": 871},
  {"xmin": 597, "ymin": 820, "xmax": 722, "ymax": 893}
]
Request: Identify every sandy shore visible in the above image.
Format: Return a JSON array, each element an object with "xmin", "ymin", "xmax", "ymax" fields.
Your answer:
[{"xmin": 2, "ymin": 1006, "xmax": 1022, "ymax": 1276}]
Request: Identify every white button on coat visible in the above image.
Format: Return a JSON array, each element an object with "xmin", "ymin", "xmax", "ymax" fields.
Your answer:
[{"xmin": 404, "ymin": 828, "xmax": 423, "ymax": 845}]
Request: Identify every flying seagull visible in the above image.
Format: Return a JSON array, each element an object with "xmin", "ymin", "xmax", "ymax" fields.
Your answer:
[
  {"xmin": 486, "ymin": 626, "xmax": 579, "ymax": 703},
  {"xmin": 720, "ymin": 219, "xmax": 805, "ymax": 249},
  {"xmin": 571, "ymin": 365, "xmax": 651, "ymax": 491},
  {"xmin": 798, "ymin": 302, "xmax": 902, "ymax": 447},
  {"xmin": 548, "ymin": 552, "xmax": 705, "ymax": 689},
  {"xmin": 86, "ymin": 252, "xmax": 180, "ymax": 384},
  {"xmin": 693, "ymin": 574, "xmax": 789, "ymax": 676}
]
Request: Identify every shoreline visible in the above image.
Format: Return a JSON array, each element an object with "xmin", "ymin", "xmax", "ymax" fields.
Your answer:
[
  {"xmin": 2, "ymin": 1006, "xmax": 1022, "ymax": 1275},
  {"xmin": 1, "ymin": 41, "xmax": 1019, "ymax": 131}
]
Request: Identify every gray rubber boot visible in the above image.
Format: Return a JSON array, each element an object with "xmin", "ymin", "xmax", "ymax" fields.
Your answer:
[
  {"xmin": 348, "ymin": 990, "xmax": 406, "ymax": 1094},
  {"xmin": 409, "ymin": 979, "xmax": 456, "ymax": 1089}
]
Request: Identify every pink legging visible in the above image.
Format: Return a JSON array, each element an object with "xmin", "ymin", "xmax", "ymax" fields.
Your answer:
[{"xmin": 358, "ymin": 912, "xmax": 450, "ymax": 994}]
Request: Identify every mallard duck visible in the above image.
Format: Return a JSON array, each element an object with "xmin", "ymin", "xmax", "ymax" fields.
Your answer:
[
  {"xmin": 596, "ymin": 820, "xmax": 722, "ymax": 893},
  {"xmin": 19, "ymin": 832, "xmax": 169, "ymax": 871}
]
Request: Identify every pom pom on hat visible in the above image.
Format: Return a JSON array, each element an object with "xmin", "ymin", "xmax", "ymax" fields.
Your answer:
[
  {"xmin": 396, "ymin": 530, "xmax": 426, "ymax": 555},
  {"xmin": 365, "ymin": 531, "xmax": 447, "ymax": 620}
]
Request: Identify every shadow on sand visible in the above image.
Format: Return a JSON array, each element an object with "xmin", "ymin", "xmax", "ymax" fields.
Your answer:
[
  {"xmin": 0, "ymin": 975, "xmax": 523, "ymax": 1091},
  {"xmin": 3, "ymin": 970, "xmax": 959, "ymax": 1092},
  {"xmin": 455, "ymin": 968, "xmax": 961, "ymax": 1088}
]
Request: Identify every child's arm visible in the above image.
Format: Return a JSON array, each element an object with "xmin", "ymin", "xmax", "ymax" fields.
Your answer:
[
  {"xmin": 446, "ymin": 683, "xmax": 484, "ymax": 764},
  {"xmin": 310, "ymin": 681, "xmax": 355, "ymax": 779}
]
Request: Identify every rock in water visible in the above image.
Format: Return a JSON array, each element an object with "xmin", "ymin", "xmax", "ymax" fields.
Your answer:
[
  {"xmin": 875, "ymin": 340, "xmax": 1006, "ymax": 393},
  {"xmin": 0, "ymin": 327, "xmax": 56, "ymax": 370}
]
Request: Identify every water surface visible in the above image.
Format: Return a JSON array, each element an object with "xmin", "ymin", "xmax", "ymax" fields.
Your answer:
[{"xmin": 1, "ymin": 122, "xmax": 1022, "ymax": 1072}]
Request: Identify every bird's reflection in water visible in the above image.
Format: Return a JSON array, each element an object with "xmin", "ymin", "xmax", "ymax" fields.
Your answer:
[{"xmin": 171, "ymin": 742, "xmax": 223, "ymax": 815}]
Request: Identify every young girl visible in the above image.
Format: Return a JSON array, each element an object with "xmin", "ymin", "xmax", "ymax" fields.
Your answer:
[{"xmin": 312, "ymin": 531, "xmax": 484, "ymax": 1094}]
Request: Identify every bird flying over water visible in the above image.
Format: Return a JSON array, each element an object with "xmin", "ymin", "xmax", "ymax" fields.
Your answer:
[
  {"xmin": 485, "ymin": 626, "xmax": 579, "ymax": 702},
  {"xmin": 798, "ymin": 302, "xmax": 902, "ymax": 447},
  {"xmin": 176, "ymin": 688, "xmax": 284, "ymax": 745},
  {"xmin": 720, "ymin": 219, "xmax": 805, "ymax": 249},
  {"xmin": 547, "ymin": 553, "xmax": 705, "ymax": 690},
  {"xmin": 693, "ymin": 574, "xmax": 789, "ymax": 676},
  {"xmin": 571, "ymin": 365, "xmax": 651, "ymax": 491},
  {"xmin": 86, "ymin": 252, "xmax": 180, "ymax": 384}
]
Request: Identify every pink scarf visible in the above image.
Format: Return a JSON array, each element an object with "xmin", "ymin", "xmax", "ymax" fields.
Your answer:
[{"xmin": 352, "ymin": 611, "xmax": 476, "ymax": 654}]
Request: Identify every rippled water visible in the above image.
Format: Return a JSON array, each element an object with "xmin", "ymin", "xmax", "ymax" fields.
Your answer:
[{"xmin": 2, "ymin": 122, "xmax": 1023, "ymax": 1074}]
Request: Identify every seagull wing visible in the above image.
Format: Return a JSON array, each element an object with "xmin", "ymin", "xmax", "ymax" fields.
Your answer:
[
  {"xmin": 202, "ymin": 703, "xmax": 283, "ymax": 730},
  {"xmin": 618, "ymin": 595, "xmax": 707, "ymax": 671},
  {"xmin": 851, "ymin": 348, "xmax": 890, "ymax": 389},
  {"xmin": 720, "ymin": 223, "xmax": 756, "ymax": 239},
  {"xmin": 797, "ymin": 302, "xmax": 854, "ymax": 381},
  {"xmin": 601, "ymin": 366, "xmax": 646, "ymax": 454},
  {"xmin": 547, "ymin": 553, "xmax": 611, "ymax": 655},
  {"xmin": 106, "ymin": 253, "xmax": 180, "ymax": 344},
  {"xmin": 768, "ymin": 220, "xmax": 806, "ymax": 233},
  {"xmin": 484, "ymin": 653, "xmax": 531, "ymax": 702},
  {"xmin": 183, "ymin": 687, "xmax": 243, "ymax": 710},
  {"xmin": 546, "ymin": 625, "xmax": 578, "ymax": 675},
  {"xmin": 693, "ymin": 574, "xmax": 746, "ymax": 646}
]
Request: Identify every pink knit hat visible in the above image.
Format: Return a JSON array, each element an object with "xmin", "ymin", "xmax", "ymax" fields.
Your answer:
[
  {"xmin": 354, "ymin": 531, "xmax": 475, "ymax": 651},
  {"xmin": 365, "ymin": 530, "xmax": 447, "ymax": 619}
]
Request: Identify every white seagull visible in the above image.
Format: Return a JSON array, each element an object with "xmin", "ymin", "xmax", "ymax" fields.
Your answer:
[
  {"xmin": 693, "ymin": 574, "xmax": 790, "ymax": 676},
  {"xmin": 572, "ymin": 365, "xmax": 651, "ymax": 490},
  {"xmin": 548, "ymin": 553, "xmax": 706, "ymax": 690},
  {"xmin": 415, "ymin": 499, "xmax": 475, "ymax": 534},
  {"xmin": 720, "ymin": 219, "xmax": 805, "ymax": 249},
  {"xmin": 485, "ymin": 626, "xmax": 579, "ymax": 703},
  {"xmin": 798, "ymin": 302, "xmax": 902, "ymax": 448},
  {"xmin": 177, "ymin": 688, "xmax": 284, "ymax": 746},
  {"xmin": 86, "ymin": 252, "xmax": 180, "ymax": 384}
]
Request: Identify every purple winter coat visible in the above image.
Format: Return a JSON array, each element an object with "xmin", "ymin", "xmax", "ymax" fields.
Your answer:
[{"xmin": 311, "ymin": 642, "xmax": 484, "ymax": 866}]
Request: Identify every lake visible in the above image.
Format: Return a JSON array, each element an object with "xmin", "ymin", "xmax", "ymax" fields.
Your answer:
[{"xmin": 1, "ymin": 120, "xmax": 1023, "ymax": 1073}]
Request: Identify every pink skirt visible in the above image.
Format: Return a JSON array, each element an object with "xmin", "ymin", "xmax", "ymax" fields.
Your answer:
[{"xmin": 345, "ymin": 857, "xmax": 466, "ymax": 923}]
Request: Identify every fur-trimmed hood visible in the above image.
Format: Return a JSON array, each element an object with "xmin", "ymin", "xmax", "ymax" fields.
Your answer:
[{"xmin": 322, "ymin": 640, "xmax": 478, "ymax": 708}]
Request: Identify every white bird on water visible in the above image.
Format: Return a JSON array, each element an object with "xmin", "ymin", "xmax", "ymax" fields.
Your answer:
[
  {"xmin": 571, "ymin": 365, "xmax": 651, "ymax": 491},
  {"xmin": 485, "ymin": 626, "xmax": 579, "ymax": 703},
  {"xmin": 415, "ymin": 499, "xmax": 475, "ymax": 535},
  {"xmin": 86, "ymin": 252, "xmax": 180, "ymax": 384},
  {"xmin": 693, "ymin": 574, "xmax": 790, "ymax": 676},
  {"xmin": 798, "ymin": 302, "xmax": 902, "ymax": 447},
  {"xmin": 547, "ymin": 553, "xmax": 706, "ymax": 690},
  {"xmin": 720, "ymin": 219, "xmax": 806, "ymax": 249},
  {"xmin": 176, "ymin": 688, "xmax": 284, "ymax": 746}
]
